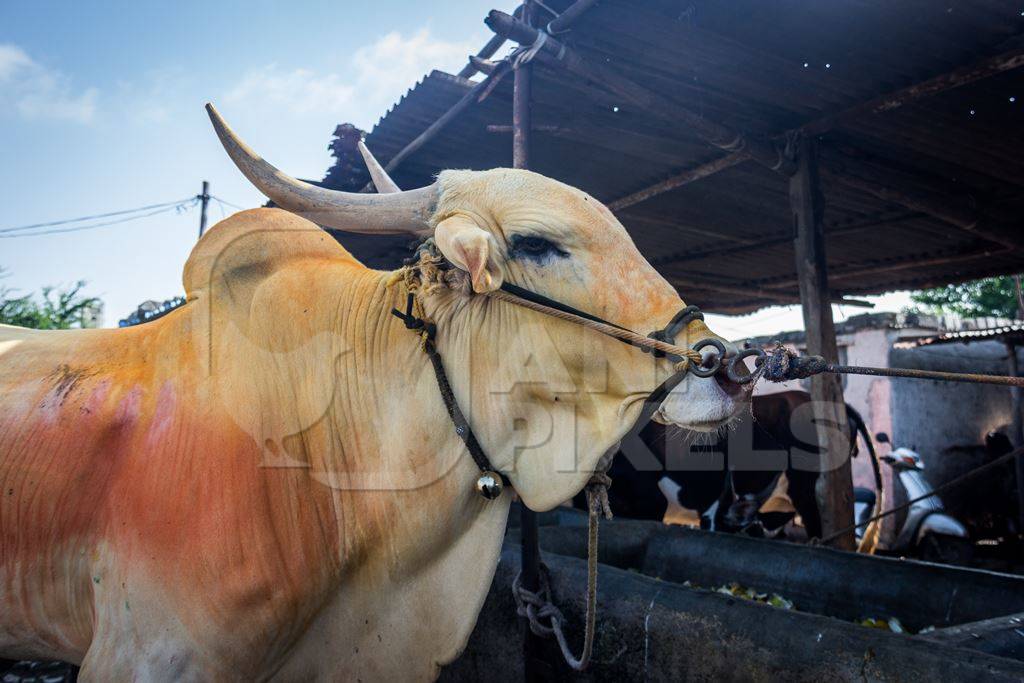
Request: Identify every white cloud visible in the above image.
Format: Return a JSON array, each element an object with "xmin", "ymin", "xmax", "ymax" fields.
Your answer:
[
  {"xmin": 117, "ymin": 67, "xmax": 193, "ymax": 124},
  {"xmin": 0, "ymin": 44, "xmax": 98, "ymax": 124},
  {"xmin": 225, "ymin": 64, "xmax": 355, "ymax": 115},
  {"xmin": 0, "ymin": 45, "xmax": 33, "ymax": 80},
  {"xmin": 223, "ymin": 28, "xmax": 476, "ymax": 127},
  {"xmin": 351, "ymin": 28, "xmax": 476, "ymax": 113}
]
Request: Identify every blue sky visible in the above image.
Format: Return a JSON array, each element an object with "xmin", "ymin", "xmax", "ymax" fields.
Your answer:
[
  {"xmin": 0, "ymin": 1, "xmax": 908, "ymax": 334},
  {"xmin": 1, "ymin": 0, "xmax": 513, "ymax": 323}
]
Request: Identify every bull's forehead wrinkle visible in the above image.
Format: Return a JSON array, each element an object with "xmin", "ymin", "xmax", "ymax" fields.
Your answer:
[{"xmin": 438, "ymin": 169, "xmax": 615, "ymax": 239}]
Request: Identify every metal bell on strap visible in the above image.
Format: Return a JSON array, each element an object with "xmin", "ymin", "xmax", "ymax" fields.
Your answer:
[{"xmin": 475, "ymin": 471, "xmax": 504, "ymax": 500}]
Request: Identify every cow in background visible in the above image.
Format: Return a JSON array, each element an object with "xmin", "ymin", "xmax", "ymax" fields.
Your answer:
[{"xmin": 580, "ymin": 391, "xmax": 875, "ymax": 541}]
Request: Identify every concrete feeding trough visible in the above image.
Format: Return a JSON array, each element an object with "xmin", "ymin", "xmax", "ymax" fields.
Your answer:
[{"xmin": 442, "ymin": 509, "xmax": 1024, "ymax": 681}]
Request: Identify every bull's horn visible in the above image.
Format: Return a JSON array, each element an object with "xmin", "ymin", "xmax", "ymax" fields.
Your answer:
[
  {"xmin": 357, "ymin": 140, "xmax": 401, "ymax": 193},
  {"xmin": 206, "ymin": 103, "xmax": 435, "ymax": 235}
]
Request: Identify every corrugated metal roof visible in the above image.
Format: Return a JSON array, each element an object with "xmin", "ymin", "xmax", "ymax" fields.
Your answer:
[
  {"xmin": 323, "ymin": 0, "xmax": 1024, "ymax": 313},
  {"xmin": 914, "ymin": 321, "xmax": 1024, "ymax": 346}
]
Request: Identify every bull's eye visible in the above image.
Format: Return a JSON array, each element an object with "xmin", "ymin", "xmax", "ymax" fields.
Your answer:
[{"xmin": 509, "ymin": 234, "xmax": 568, "ymax": 263}]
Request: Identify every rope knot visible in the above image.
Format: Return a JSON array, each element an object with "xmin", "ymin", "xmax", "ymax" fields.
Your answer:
[
  {"xmin": 671, "ymin": 349, "xmax": 704, "ymax": 375},
  {"xmin": 585, "ymin": 472, "xmax": 613, "ymax": 520},
  {"xmin": 760, "ymin": 346, "xmax": 829, "ymax": 382},
  {"xmin": 390, "ymin": 292, "xmax": 436, "ymax": 343},
  {"xmin": 512, "ymin": 563, "xmax": 564, "ymax": 639}
]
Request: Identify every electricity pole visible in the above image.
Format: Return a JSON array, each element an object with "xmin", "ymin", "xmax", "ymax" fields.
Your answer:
[{"xmin": 198, "ymin": 180, "xmax": 210, "ymax": 238}]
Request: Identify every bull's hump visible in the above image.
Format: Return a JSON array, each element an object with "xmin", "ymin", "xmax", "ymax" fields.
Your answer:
[
  {"xmin": 0, "ymin": 324, "xmax": 46, "ymax": 340},
  {"xmin": 182, "ymin": 208, "xmax": 362, "ymax": 299}
]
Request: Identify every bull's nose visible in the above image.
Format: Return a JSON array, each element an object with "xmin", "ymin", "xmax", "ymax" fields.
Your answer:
[{"xmin": 714, "ymin": 368, "xmax": 744, "ymax": 397}]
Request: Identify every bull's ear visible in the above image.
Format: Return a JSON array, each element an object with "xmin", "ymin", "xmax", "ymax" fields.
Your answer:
[{"xmin": 434, "ymin": 215, "xmax": 504, "ymax": 293}]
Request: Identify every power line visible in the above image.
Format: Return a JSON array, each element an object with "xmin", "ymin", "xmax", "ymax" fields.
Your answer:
[
  {"xmin": 0, "ymin": 197, "xmax": 197, "ymax": 234},
  {"xmin": 210, "ymin": 195, "xmax": 247, "ymax": 211},
  {"xmin": 0, "ymin": 200, "xmax": 197, "ymax": 239}
]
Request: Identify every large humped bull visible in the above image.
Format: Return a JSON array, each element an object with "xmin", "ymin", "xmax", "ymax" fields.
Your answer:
[{"xmin": 0, "ymin": 105, "xmax": 743, "ymax": 680}]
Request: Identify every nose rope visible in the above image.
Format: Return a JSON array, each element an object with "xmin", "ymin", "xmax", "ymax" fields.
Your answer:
[{"xmin": 485, "ymin": 287, "xmax": 705, "ymax": 373}]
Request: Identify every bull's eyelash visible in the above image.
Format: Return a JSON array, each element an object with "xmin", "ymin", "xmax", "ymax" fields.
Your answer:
[{"xmin": 508, "ymin": 234, "xmax": 569, "ymax": 263}]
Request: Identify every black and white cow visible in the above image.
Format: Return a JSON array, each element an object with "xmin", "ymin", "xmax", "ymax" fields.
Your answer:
[{"xmin": 578, "ymin": 391, "xmax": 874, "ymax": 540}]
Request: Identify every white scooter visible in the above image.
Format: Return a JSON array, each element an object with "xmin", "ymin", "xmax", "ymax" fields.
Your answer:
[{"xmin": 873, "ymin": 433, "xmax": 970, "ymax": 563}]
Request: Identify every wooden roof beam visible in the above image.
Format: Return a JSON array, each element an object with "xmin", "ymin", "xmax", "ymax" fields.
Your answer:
[
  {"xmin": 800, "ymin": 41, "xmax": 1024, "ymax": 138},
  {"xmin": 486, "ymin": 124, "xmax": 568, "ymax": 133},
  {"xmin": 648, "ymin": 209, "xmax": 920, "ymax": 268},
  {"xmin": 484, "ymin": 10, "xmax": 795, "ymax": 175},
  {"xmin": 368, "ymin": 64, "xmax": 514, "ymax": 187},
  {"xmin": 468, "ymin": 56, "xmax": 499, "ymax": 75},
  {"xmin": 464, "ymin": 0, "xmax": 600, "ymax": 80},
  {"xmin": 608, "ymin": 152, "xmax": 748, "ymax": 211},
  {"xmin": 820, "ymin": 150, "xmax": 1017, "ymax": 249},
  {"xmin": 668, "ymin": 275, "xmax": 872, "ymax": 308},
  {"xmin": 744, "ymin": 244, "xmax": 1002, "ymax": 290},
  {"xmin": 457, "ymin": 4, "xmax": 524, "ymax": 79},
  {"xmin": 457, "ymin": 34, "xmax": 509, "ymax": 79},
  {"xmin": 546, "ymin": 0, "xmax": 601, "ymax": 34},
  {"xmin": 483, "ymin": 122, "xmax": 693, "ymax": 167}
]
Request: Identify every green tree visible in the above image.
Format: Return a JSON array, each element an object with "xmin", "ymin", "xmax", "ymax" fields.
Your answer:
[
  {"xmin": 0, "ymin": 271, "xmax": 103, "ymax": 329},
  {"xmin": 910, "ymin": 275, "xmax": 1024, "ymax": 320}
]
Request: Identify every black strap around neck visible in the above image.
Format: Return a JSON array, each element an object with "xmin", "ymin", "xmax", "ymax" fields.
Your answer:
[{"xmin": 392, "ymin": 293, "xmax": 510, "ymax": 486}]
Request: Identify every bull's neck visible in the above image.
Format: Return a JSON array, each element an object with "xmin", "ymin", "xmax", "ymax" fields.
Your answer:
[{"xmin": 313, "ymin": 268, "xmax": 509, "ymax": 569}]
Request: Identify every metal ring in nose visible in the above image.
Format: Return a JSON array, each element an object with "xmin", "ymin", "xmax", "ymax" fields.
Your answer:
[
  {"xmin": 689, "ymin": 338, "xmax": 727, "ymax": 378},
  {"xmin": 727, "ymin": 348, "xmax": 767, "ymax": 384}
]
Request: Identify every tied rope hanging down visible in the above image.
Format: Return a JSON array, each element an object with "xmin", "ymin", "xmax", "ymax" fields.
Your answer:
[{"xmin": 512, "ymin": 473, "xmax": 612, "ymax": 672}]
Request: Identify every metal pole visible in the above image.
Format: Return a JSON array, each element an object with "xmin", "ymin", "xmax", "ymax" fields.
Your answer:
[
  {"xmin": 513, "ymin": 3, "xmax": 545, "ymax": 680},
  {"xmin": 198, "ymin": 180, "xmax": 210, "ymax": 238}
]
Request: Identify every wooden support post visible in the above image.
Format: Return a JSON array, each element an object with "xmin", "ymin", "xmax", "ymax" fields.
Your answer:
[
  {"xmin": 514, "ymin": 4, "xmax": 546, "ymax": 680},
  {"xmin": 789, "ymin": 137, "xmax": 855, "ymax": 550},
  {"xmin": 1007, "ymin": 341, "xmax": 1024, "ymax": 537},
  {"xmin": 513, "ymin": 53, "xmax": 532, "ymax": 170}
]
